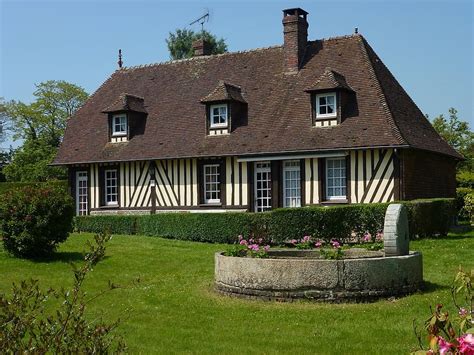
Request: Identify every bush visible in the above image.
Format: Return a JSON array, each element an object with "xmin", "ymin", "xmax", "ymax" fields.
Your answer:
[
  {"xmin": 0, "ymin": 180, "xmax": 67, "ymax": 196},
  {"xmin": 269, "ymin": 204, "xmax": 388, "ymax": 243},
  {"xmin": 0, "ymin": 184, "xmax": 74, "ymax": 258},
  {"xmin": 403, "ymin": 198, "xmax": 456, "ymax": 238},
  {"xmin": 463, "ymin": 192, "xmax": 474, "ymax": 226},
  {"xmin": 456, "ymin": 187, "xmax": 473, "ymax": 221},
  {"xmin": 73, "ymin": 198, "xmax": 456, "ymax": 243},
  {"xmin": 74, "ymin": 215, "xmax": 138, "ymax": 235}
]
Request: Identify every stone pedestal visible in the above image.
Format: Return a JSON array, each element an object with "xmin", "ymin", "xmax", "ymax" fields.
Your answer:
[{"xmin": 383, "ymin": 204, "xmax": 409, "ymax": 256}]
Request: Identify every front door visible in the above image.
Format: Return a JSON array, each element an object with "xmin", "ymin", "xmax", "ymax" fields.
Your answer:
[
  {"xmin": 76, "ymin": 171, "xmax": 88, "ymax": 215},
  {"xmin": 254, "ymin": 162, "xmax": 272, "ymax": 212}
]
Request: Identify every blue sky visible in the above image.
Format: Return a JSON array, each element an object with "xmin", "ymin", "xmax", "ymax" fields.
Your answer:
[{"xmin": 1, "ymin": 0, "xmax": 472, "ymax": 148}]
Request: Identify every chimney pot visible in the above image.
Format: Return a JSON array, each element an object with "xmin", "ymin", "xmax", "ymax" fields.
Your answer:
[
  {"xmin": 282, "ymin": 8, "xmax": 309, "ymax": 72},
  {"xmin": 192, "ymin": 39, "xmax": 212, "ymax": 57}
]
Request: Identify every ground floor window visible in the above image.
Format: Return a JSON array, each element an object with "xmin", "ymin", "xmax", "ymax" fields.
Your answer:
[
  {"xmin": 326, "ymin": 158, "xmax": 346, "ymax": 200},
  {"xmin": 203, "ymin": 164, "xmax": 221, "ymax": 203},
  {"xmin": 76, "ymin": 171, "xmax": 88, "ymax": 215},
  {"xmin": 254, "ymin": 162, "xmax": 272, "ymax": 212},
  {"xmin": 105, "ymin": 169, "xmax": 118, "ymax": 205},
  {"xmin": 283, "ymin": 160, "xmax": 301, "ymax": 207}
]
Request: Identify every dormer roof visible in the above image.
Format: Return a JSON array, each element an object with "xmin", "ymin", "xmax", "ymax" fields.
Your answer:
[
  {"xmin": 200, "ymin": 81, "xmax": 247, "ymax": 104},
  {"xmin": 102, "ymin": 93, "xmax": 147, "ymax": 114},
  {"xmin": 305, "ymin": 68, "xmax": 354, "ymax": 92}
]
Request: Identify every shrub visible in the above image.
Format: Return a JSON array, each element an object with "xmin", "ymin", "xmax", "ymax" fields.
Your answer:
[
  {"xmin": 0, "ymin": 180, "xmax": 67, "ymax": 196},
  {"xmin": 464, "ymin": 192, "xmax": 474, "ymax": 226},
  {"xmin": 456, "ymin": 187, "xmax": 473, "ymax": 221},
  {"xmin": 74, "ymin": 215, "xmax": 138, "ymax": 235},
  {"xmin": 403, "ymin": 198, "xmax": 456, "ymax": 238},
  {"xmin": 0, "ymin": 184, "xmax": 74, "ymax": 258},
  {"xmin": 268, "ymin": 204, "xmax": 388, "ymax": 243}
]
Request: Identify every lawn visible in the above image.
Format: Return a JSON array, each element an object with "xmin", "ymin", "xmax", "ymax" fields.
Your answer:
[{"xmin": 0, "ymin": 230, "xmax": 473, "ymax": 354}]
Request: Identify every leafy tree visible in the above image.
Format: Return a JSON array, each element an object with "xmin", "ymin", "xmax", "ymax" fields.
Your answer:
[
  {"xmin": 166, "ymin": 28, "xmax": 227, "ymax": 60},
  {"xmin": 4, "ymin": 81, "xmax": 88, "ymax": 147},
  {"xmin": 431, "ymin": 108, "xmax": 474, "ymax": 173},
  {"xmin": 0, "ymin": 149, "xmax": 12, "ymax": 182},
  {"xmin": 2, "ymin": 81, "xmax": 88, "ymax": 181},
  {"xmin": 2, "ymin": 139, "xmax": 66, "ymax": 182}
]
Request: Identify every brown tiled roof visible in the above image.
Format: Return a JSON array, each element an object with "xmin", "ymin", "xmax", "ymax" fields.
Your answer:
[
  {"xmin": 305, "ymin": 68, "xmax": 354, "ymax": 92},
  {"xmin": 102, "ymin": 93, "xmax": 147, "ymax": 113},
  {"xmin": 54, "ymin": 34, "xmax": 461, "ymax": 165},
  {"xmin": 201, "ymin": 81, "xmax": 247, "ymax": 103}
]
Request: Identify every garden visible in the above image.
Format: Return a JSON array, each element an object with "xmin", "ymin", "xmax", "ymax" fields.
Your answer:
[{"xmin": 0, "ymin": 185, "xmax": 473, "ymax": 353}]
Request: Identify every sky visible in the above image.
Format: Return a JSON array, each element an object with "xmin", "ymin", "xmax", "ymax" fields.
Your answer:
[{"xmin": 1, "ymin": 0, "xmax": 473, "ymax": 149}]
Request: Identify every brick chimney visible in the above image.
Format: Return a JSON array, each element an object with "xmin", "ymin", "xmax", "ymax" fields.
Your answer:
[
  {"xmin": 192, "ymin": 39, "xmax": 212, "ymax": 56},
  {"xmin": 282, "ymin": 8, "xmax": 309, "ymax": 72}
]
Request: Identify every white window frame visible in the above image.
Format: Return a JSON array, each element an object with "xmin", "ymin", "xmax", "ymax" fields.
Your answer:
[
  {"xmin": 209, "ymin": 104, "xmax": 228, "ymax": 128},
  {"xmin": 203, "ymin": 164, "xmax": 221, "ymax": 204},
  {"xmin": 105, "ymin": 169, "xmax": 118, "ymax": 206},
  {"xmin": 283, "ymin": 160, "xmax": 301, "ymax": 208},
  {"xmin": 112, "ymin": 114, "xmax": 127, "ymax": 136},
  {"xmin": 325, "ymin": 158, "xmax": 347, "ymax": 200},
  {"xmin": 315, "ymin": 92, "xmax": 337, "ymax": 119},
  {"xmin": 76, "ymin": 171, "xmax": 88, "ymax": 216},
  {"xmin": 254, "ymin": 162, "xmax": 272, "ymax": 212}
]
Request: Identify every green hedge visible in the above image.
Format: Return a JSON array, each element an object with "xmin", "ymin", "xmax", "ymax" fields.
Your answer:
[{"xmin": 74, "ymin": 198, "xmax": 456, "ymax": 243}]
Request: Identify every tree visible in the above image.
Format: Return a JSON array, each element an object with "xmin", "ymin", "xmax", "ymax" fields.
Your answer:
[
  {"xmin": 166, "ymin": 28, "xmax": 227, "ymax": 60},
  {"xmin": 3, "ymin": 81, "xmax": 88, "ymax": 181},
  {"xmin": 0, "ymin": 149, "xmax": 12, "ymax": 182},
  {"xmin": 431, "ymin": 108, "xmax": 474, "ymax": 172}
]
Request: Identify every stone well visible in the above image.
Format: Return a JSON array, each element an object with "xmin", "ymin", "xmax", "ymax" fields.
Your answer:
[{"xmin": 214, "ymin": 204, "xmax": 423, "ymax": 302}]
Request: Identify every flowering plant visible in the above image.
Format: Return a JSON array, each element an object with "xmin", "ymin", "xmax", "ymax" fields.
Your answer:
[
  {"xmin": 224, "ymin": 235, "xmax": 270, "ymax": 258},
  {"xmin": 319, "ymin": 239, "xmax": 344, "ymax": 260},
  {"xmin": 359, "ymin": 231, "xmax": 384, "ymax": 251},
  {"xmin": 412, "ymin": 268, "xmax": 474, "ymax": 354},
  {"xmin": 290, "ymin": 235, "xmax": 314, "ymax": 250}
]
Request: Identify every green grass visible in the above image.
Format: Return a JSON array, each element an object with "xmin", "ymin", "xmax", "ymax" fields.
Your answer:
[{"xmin": 0, "ymin": 230, "xmax": 473, "ymax": 354}]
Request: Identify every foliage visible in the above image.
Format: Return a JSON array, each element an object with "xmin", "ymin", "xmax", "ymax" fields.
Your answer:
[
  {"xmin": 456, "ymin": 187, "xmax": 473, "ymax": 221},
  {"xmin": 0, "ymin": 231, "xmax": 127, "ymax": 353},
  {"xmin": 224, "ymin": 235, "xmax": 270, "ymax": 258},
  {"xmin": 319, "ymin": 240, "xmax": 345, "ymax": 260},
  {"xmin": 2, "ymin": 139, "xmax": 66, "ymax": 182},
  {"xmin": 0, "ymin": 148, "xmax": 12, "ymax": 182},
  {"xmin": 166, "ymin": 28, "xmax": 227, "ymax": 60},
  {"xmin": 0, "ymin": 180, "xmax": 67, "ymax": 195},
  {"xmin": 431, "ymin": 108, "xmax": 474, "ymax": 172},
  {"xmin": 412, "ymin": 268, "xmax": 474, "ymax": 354},
  {"xmin": 74, "ymin": 199, "xmax": 455, "ymax": 243},
  {"xmin": 457, "ymin": 170, "xmax": 474, "ymax": 189},
  {"xmin": 2, "ymin": 80, "xmax": 87, "ymax": 182},
  {"xmin": 464, "ymin": 193, "xmax": 474, "ymax": 226},
  {"xmin": 404, "ymin": 198, "xmax": 456, "ymax": 238},
  {"xmin": 0, "ymin": 184, "xmax": 74, "ymax": 258}
]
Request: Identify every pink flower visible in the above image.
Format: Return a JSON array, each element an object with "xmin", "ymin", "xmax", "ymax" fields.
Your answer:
[
  {"xmin": 258, "ymin": 238, "xmax": 263, "ymax": 244},
  {"xmin": 376, "ymin": 232, "xmax": 383, "ymax": 241},
  {"xmin": 459, "ymin": 308, "xmax": 468, "ymax": 317},
  {"xmin": 248, "ymin": 244, "xmax": 260, "ymax": 252},
  {"xmin": 438, "ymin": 336, "xmax": 455, "ymax": 354},
  {"xmin": 263, "ymin": 245, "xmax": 270, "ymax": 252},
  {"xmin": 239, "ymin": 239, "xmax": 248, "ymax": 246},
  {"xmin": 458, "ymin": 333, "xmax": 474, "ymax": 354},
  {"xmin": 290, "ymin": 239, "xmax": 298, "ymax": 245},
  {"xmin": 363, "ymin": 233, "xmax": 371, "ymax": 242},
  {"xmin": 315, "ymin": 241, "xmax": 322, "ymax": 248},
  {"xmin": 302, "ymin": 235, "xmax": 311, "ymax": 243},
  {"xmin": 331, "ymin": 240, "xmax": 341, "ymax": 249},
  {"xmin": 249, "ymin": 238, "xmax": 254, "ymax": 244},
  {"xmin": 238, "ymin": 235, "xmax": 243, "ymax": 241}
]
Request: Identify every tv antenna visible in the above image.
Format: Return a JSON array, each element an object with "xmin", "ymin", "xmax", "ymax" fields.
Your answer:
[{"xmin": 189, "ymin": 10, "xmax": 209, "ymax": 33}]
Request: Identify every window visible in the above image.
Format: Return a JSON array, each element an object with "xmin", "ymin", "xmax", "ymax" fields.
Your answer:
[
  {"xmin": 76, "ymin": 171, "xmax": 88, "ymax": 215},
  {"xmin": 326, "ymin": 158, "xmax": 346, "ymax": 200},
  {"xmin": 105, "ymin": 169, "xmax": 118, "ymax": 205},
  {"xmin": 203, "ymin": 164, "xmax": 221, "ymax": 203},
  {"xmin": 254, "ymin": 162, "xmax": 272, "ymax": 212},
  {"xmin": 209, "ymin": 104, "xmax": 228, "ymax": 128},
  {"xmin": 315, "ymin": 93, "xmax": 337, "ymax": 118},
  {"xmin": 112, "ymin": 114, "xmax": 127, "ymax": 136},
  {"xmin": 283, "ymin": 160, "xmax": 301, "ymax": 207}
]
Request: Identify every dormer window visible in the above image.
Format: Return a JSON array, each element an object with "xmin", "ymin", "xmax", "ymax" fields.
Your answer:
[
  {"xmin": 112, "ymin": 114, "xmax": 127, "ymax": 136},
  {"xmin": 315, "ymin": 93, "xmax": 337, "ymax": 118},
  {"xmin": 210, "ymin": 104, "xmax": 228, "ymax": 128}
]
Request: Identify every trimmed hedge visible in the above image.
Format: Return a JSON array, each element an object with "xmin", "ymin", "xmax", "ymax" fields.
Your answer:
[{"xmin": 74, "ymin": 198, "xmax": 456, "ymax": 244}]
